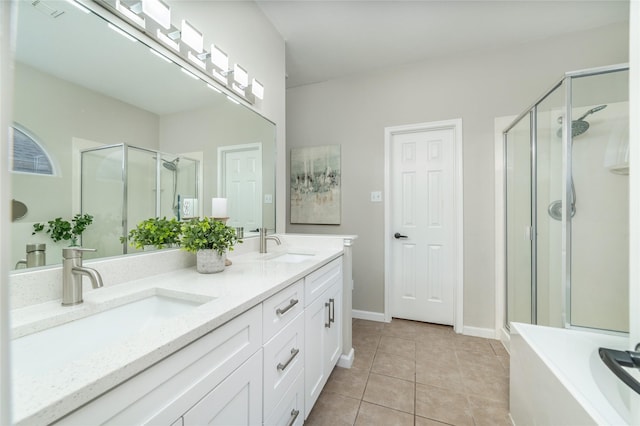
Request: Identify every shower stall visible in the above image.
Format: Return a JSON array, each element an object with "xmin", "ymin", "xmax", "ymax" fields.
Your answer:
[
  {"xmin": 80, "ymin": 144, "xmax": 199, "ymax": 259},
  {"xmin": 504, "ymin": 64, "xmax": 629, "ymax": 334}
]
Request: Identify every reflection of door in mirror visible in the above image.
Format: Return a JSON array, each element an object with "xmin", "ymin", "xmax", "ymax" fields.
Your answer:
[{"xmin": 219, "ymin": 143, "xmax": 262, "ymax": 233}]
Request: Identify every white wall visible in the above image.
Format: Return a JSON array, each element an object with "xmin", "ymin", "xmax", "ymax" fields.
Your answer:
[{"xmin": 286, "ymin": 22, "xmax": 629, "ymax": 329}]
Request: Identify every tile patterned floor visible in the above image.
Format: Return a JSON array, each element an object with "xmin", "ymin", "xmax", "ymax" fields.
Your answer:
[{"xmin": 306, "ymin": 318, "xmax": 511, "ymax": 426}]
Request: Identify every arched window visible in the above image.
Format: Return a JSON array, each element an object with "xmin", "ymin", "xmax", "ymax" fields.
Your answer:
[{"xmin": 12, "ymin": 125, "xmax": 55, "ymax": 175}]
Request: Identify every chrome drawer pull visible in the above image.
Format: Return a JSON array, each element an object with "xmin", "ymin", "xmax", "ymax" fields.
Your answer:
[
  {"xmin": 277, "ymin": 348, "xmax": 300, "ymax": 372},
  {"xmin": 329, "ymin": 298, "xmax": 335, "ymax": 324},
  {"xmin": 286, "ymin": 409, "xmax": 300, "ymax": 426},
  {"xmin": 325, "ymin": 302, "xmax": 331, "ymax": 328},
  {"xmin": 276, "ymin": 298, "xmax": 299, "ymax": 316}
]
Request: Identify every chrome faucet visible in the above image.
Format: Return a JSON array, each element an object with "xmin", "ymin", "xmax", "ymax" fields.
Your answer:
[
  {"xmin": 62, "ymin": 247, "xmax": 104, "ymax": 306},
  {"xmin": 259, "ymin": 228, "xmax": 281, "ymax": 253}
]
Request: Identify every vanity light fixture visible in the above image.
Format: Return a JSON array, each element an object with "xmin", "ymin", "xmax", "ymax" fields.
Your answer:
[
  {"xmin": 115, "ymin": 0, "xmax": 144, "ymax": 27},
  {"xmin": 181, "ymin": 20, "xmax": 203, "ymax": 53},
  {"xmin": 210, "ymin": 45, "xmax": 230, "ymax": 83},
  {"xmin": 180, "ymin": 68, "xmax": 199, "ymax": 80},
  {"xmin": 187, "ymin": 52, "xmax": 207, "ymax": 70},
  {"xmin": 66, "ymin": 0, "xmax": 90, "ymax": 14},
  {"xmin": 251, "ymin": 78, "xmax": 264, "ymax": 100},
  {"xmin": 108, "ymin": 23, "xmax": 137, "ymax": 42},
  {"xmin": 211, "ymin": 45, "xmax": 229, "ymax": 71},
  {"xmin": 141, "ymin": 0, "xmax": 170, "ymax": 29},
  {"xmin": 156, "ymin": 28, "xmax": 180, "ymax": 51},
  {"xmin": 231, "ymin": 64, "xmax": 249, "ymax": 95},
  {"xmin": 233, "ymin": 64, "xmax": 249, "ymax": 87},
  {"xmin": 149, "ymin": 48, "xmax": 171, "ymax": 63}
]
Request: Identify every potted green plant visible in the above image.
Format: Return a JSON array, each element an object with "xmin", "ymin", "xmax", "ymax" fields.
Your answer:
[
  {"xmin": 122, "ymin": 217, "xmax": 181, "ymax": 250},
  {"xmin": 32, "ymin": 213, "xmax": 94, "ymax": 246},
  {"xmin": 180, "ymin": 217, "xmax": 240, "ymax": 273}
]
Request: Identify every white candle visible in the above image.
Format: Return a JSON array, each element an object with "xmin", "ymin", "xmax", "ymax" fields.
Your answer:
[{"xmin": 211, "ymin": 198, "xmax": 228, "ymax": 218}]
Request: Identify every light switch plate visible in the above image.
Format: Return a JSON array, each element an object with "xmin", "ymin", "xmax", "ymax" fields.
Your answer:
[
  {"xmin": 264, "ymin": 194, "xmax": 273, "ymax": 204},
  {"xmin": 371, "ymin": 191, "xmax": 382, "ymax": 202}
]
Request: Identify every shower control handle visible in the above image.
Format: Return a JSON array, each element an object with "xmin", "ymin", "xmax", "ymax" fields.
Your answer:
[{"xmin": 394, "ymin": 233, "xmax": 408, "ymax": 239}]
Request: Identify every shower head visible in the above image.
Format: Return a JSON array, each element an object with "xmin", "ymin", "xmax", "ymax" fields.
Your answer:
[
  {"xmin": 556, "ymin": 104, "xmax": 607, "ymax": 138},
  {"xmin": 576, "ymin": 104, "xmax": 607, "ymax": 121},
  {"xmin": 162, "ymin": 157, "xmax": 179, "ymax": 171}
]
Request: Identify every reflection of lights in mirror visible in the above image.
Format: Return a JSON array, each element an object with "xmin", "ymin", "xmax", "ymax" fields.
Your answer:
[
  {"xmin": 107, "ymin": 23, "xmax": 137, "ymax": 42},
  {"xmin": 11, "ymin": 0, "xmax": 276, "ymax": 270}
]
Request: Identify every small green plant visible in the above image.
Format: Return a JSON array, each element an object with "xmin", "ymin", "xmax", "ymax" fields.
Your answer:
[
  {"xmin": 180, "ymin": 217, "xmax": 240, "ymax": 256},
  {"xmin": 122, "ymin": 217, "xmax": 182, "ymax": 249},
  {"xmin": 32, "ymin": 213, "xmax": 94, "ymax": 246}
]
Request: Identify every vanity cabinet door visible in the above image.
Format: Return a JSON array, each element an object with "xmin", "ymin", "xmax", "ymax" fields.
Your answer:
[
  {"xmin": 324, "ymin": 280, "xmax": 342, "ymax": 373},
  {"xmin": 182, "ymin": 350, "xmax": 263, "ymax": 426},
  {"xmin": 304, "ymin": 279, "xmax": 342, "ymax": 418},
  {"xmin": 304, "ymin": 289, "xmax": 330, "ymax": 417}
]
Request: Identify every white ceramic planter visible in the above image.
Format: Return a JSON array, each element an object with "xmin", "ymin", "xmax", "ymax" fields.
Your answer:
[{"xmin": 196, "ymin": 249, "xmax": 226, "ymax": 274}]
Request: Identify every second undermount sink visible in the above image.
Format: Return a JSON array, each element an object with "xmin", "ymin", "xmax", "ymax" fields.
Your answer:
[
  {"xmin": 12, "ymin": 294, "xmax": 209, "ymax": 376},
  {"xmin": 270, "ymin": 252, "xmax": 316, "ymax": 264}
]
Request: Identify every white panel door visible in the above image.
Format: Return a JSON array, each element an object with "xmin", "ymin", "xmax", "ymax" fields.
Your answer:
[
  {"xmin": 390, "ymin": 128, "xmax": 455, "ymax": 325},
  {"xmin": 221, "ymin": 145, "xmax": 262, "ymax": 230}
]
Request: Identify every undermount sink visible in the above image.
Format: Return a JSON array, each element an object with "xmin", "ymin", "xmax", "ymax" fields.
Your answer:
[
  {"xmin": 12, "ymin": 294, "xmax": 208, "ymax": 376},
  {"xmin": 270, "ymin": 252, "xmax": 316, "ymax": 263}
]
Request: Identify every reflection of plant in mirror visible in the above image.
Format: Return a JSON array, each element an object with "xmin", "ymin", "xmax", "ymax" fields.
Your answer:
[
  {"xmin": 122, "ymin": 217, "xmax": 182, "ymax": 249},
  {"xmin": 180, "ymin": 218, "xmax": 240, "ymax": 256},
  {"xmin": 32, "ymin": 214, "xmax": 94, "ymax": 246}
]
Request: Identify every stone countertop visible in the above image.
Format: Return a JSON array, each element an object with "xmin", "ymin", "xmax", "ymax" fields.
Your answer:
[{"xmin": 11, "ymin": 242, "xmax": 346, "ymax": 425}]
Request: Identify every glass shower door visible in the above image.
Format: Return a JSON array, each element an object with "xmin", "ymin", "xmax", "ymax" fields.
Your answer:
[
  {"xmin": 505, "ymin": 113, "xmax": 532, "ymax": 326},
  {"xmin": 568, "ymin": 70, "xmax": 630, "ymax": 333},
  {"xmin": 81, "ymin": 145, "xmax": 124, "ymax": 260},
  {"xmin": 535, "ymin": 84, "xmax": 564, "ymax": 328}
]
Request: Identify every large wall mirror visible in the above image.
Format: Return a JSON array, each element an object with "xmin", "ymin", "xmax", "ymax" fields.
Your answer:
[{"xmin": 11, "ymin": 0, "xmax": 276, "ymax": 270}]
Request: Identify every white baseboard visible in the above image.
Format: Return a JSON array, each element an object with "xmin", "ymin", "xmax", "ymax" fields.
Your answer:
[
  {"xmin": 462, "ymin": 326, "xmax": 497, "ymax": 339},
  {"xmin": 337, "ymin": 348, "xmax": 354, "ymax": 368},
  {"xmin": 352, "ymin": 309, "xmax": 387, "ymax": 323},
  {"xmin": 499, "ymin": 327, "xmax": 511, "ymax": 354}
]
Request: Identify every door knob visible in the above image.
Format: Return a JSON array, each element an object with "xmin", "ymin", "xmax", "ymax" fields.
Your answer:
[{"xmin": 394, "ymin": 233, "xmax": 408, "ymax": 239}]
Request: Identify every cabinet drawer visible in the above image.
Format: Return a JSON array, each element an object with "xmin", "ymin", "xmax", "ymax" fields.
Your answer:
[
  {"xmin": 304, "ymin": 257, "xmax": 342, "ymax": 306},
  {"xmin": 263, "ymin": 312, "xmax": 304, "ymax": 419},
  {"xmin": 57, "ymin": 305, "xmax": 263, "ymax": 425},
  {"xmin": 263, "ymin": 279, "xmax": 304, "ymax": 343},
  {"xmin": 264, "ymin": 369, "xmax": 304, "ymax": 426}
]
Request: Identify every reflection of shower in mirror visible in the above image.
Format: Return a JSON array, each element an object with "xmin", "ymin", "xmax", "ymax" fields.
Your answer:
[{"xmin": 162, "ymin": 157, "xmax": 180, "ymax": 218}]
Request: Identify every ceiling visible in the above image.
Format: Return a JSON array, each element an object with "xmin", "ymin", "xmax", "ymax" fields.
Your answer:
[{"xmin": 255, "ymin": 0, "xmax": 630, "ymax": 88}]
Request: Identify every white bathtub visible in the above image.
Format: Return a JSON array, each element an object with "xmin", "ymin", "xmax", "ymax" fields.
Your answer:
[{"xmin": 510, "ymin": 322, "xmax": 639, "ymax": 425}]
